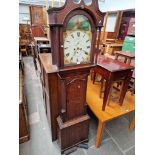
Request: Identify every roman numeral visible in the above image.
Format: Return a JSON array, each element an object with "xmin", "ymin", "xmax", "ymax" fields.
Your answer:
[
  {"xmin": 83, "ymin": 33, "xmax": 86, "ymax": 38},
  {"xmin": 85, "ymin": 52, "xmax": 88, "ymax": 55},
  {"xmin": 66, "ymin": 53, "xmax": 69, "ymax": 57},
  {"xmin": 87, "ymin": 46, "xmax": 90, "ymax": 49},
  {"xmin": 77, "ymin": 32, "xmax": 80, "ymax": 37},
  {"xmin": 71, "ymin": 34, "xmax": 74, "ymax": 38},
  {"xmin": 86, "ymin": 40, "xmax": 89, "ymax": 43},
  {"xmin": 66, "ymin": 41, "xmax": 70, "ymax": 43},
  {"xmin": 70, "ymin": 57, "xmax": 73, "ymax": 61},
  {"xmin": 64, "ymin": 47, "xmax": 68, "ymax": 50}
]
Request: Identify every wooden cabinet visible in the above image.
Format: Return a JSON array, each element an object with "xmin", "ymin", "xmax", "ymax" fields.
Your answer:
[
  {"xmin": 39, "ymin": 53, "xmax": 59, "ymax": 141},
  {"xmin": 19, "ymin": 71, "xmax": 29, "ymax": 143},
  {"xmin": 118, "ymin": 10, "xmax": 135, "ymax": 40}
]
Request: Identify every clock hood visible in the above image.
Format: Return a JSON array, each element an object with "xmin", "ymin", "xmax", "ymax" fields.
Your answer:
[{"xmin": 47, "ymin": 0, "xmax": 105, "ymax": 28}]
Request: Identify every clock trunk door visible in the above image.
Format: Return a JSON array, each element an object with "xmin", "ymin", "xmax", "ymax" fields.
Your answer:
[{"xmin": 66, "ymin": 76, "xmax": 87, "ymax": 120}]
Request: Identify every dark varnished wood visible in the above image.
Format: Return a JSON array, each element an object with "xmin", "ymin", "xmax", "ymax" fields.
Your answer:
[
  {"xmin": 39, "ymin": 53, "xmax": 59, "ymax": 141},
  {"xmin": 115, "ymin": 51, "xmax": 135, "ymax": 64},
  {"xmin": 40, "ymin": 0, "xmax": 104, "ymax": 151},
  {"xmin": 48, "ymin": 0, "xmax": 104, "ymax": 27},
  {"xmin": 19, "ymin": 71, "xmax": 29, "ymax": 143},
  {"xmin": 93, "ymin": 55, "xmax": 134, "ymax": 110},
  {"xmin": 48, "ymin": 0, "xmax": 105, "ymax": 68},
  {"xmin": 57, "ymin": 70, "xmax": 90, "ymax": 122},
  {"xmin": 57, "ymin": 115, "xmax": 89, "ymax": 152},
  {"xmin": 97, "ymin": 55, "xmax": 133, "ymax": 72}
]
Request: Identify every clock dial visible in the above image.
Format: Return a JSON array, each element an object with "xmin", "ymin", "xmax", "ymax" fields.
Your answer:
[
  {"xmin": 64, "ymin": 30, "xmax": 92, "ymax": 65},
  {"xmin": 63, "ymin": 15, "xmax": 92, "ymax": 66}
]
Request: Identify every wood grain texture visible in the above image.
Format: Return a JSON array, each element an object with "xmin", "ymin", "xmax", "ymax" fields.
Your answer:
[
  {"xmin": 57, "ymin": 115, "xmax": 89, "ymax": 152},
  {"xmin": 19, "ymin": 71, "xmax": 29, "ymax": 143},
  {"xmin": 86, "ymin": 76, "xmax": 135, "ymax": 148},
  {"xmin": 86, "ymin": 77, "xmax": 135, "ymax": 123},
  {"xmin": 95, "ymin": 121, "xmax": 105, "ymax": 148}
]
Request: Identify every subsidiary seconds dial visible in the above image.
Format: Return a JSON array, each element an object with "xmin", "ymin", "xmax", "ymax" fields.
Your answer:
[{"xmin": 64, "ymin": 30, "xmax": 92, "ymax": 65}]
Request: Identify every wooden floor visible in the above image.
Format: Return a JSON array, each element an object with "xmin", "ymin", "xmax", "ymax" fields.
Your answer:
[{"xmin": 86, "ymin": 77, "xmax": 135, "ymax": 147}]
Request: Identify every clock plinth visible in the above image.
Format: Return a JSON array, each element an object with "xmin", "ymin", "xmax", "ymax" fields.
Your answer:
[{"xmin": 57, "ymin": 115, "xmax": 89, "ymax": 152}]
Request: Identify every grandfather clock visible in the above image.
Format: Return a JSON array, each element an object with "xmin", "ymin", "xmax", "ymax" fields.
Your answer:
[{"xmin": 47, "ymin": 0, "xmax": 104, "ymax": 152}]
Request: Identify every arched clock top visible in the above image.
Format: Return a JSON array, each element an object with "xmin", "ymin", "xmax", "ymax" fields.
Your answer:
[
  {"xmin": 47, "ymin": 0, "xmax": 105, "ymax": 27},
  {"xmin": 63, "ymin": 10, "xmax": 96, "ymax": 32}
]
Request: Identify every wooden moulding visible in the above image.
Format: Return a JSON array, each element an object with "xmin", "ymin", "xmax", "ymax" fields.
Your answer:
[
  {"xmin": 57, "ymin": 115, "xmax": 90, "ymax": 152},
  {"xmin": 19, "ymin": 135, "xmax": 30, "ymax": 144}
]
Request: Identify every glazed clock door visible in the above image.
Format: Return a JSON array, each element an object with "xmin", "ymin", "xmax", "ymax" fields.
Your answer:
[{"xmin": 63, "ymin": 13, "xmax": 94, "ymax": 66}]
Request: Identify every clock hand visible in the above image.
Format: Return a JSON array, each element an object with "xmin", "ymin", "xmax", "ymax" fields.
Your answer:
[{"xmin": 82, "ymin": 49, "xmax": 88, "ymax": 55}]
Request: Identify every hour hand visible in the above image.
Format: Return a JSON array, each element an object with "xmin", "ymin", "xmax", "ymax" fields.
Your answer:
[{"xmin": 82, "ymin": 50, "xmax": 88, "ymax": 55}]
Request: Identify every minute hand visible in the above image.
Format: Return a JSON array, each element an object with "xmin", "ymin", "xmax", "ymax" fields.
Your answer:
[{"xmin": 82, "ymin": 50, "xmax": 89, "ymax": 55}]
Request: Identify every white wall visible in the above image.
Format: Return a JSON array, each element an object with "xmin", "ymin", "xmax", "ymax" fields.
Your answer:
[
  {"xmin": 99, "ymin": 0, "xmax": 135, "ymax": 12},
  {"xmin": 19, "ymin": 4, "xmax": 30, "ymax": 24},
  {"xmin": 19, "ymin": 0, "xmax": 135, "ymax": 24}
]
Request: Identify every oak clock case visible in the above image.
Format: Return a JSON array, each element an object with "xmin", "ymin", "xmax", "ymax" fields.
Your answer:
[
  {"xmin": 46, "ymin": 0, "xmax": 104, "ymax": 152},
  {"xmin": 57, "ymin": 11, "xmax": 96, "ymax": 150}
]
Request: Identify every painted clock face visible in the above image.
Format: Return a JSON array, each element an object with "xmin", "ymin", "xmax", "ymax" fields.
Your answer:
[{"xmin": 63, "ymin": 15, "xmax": 92, "ymax": 66}]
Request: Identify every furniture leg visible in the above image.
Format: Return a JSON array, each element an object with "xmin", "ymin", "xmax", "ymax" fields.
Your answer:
[
  {"xmin": 128, "ymin": 59, "xmax": 131, "ymax": 64},
  {"xmin": 119, "ymin": 70, "xmax": 133, "ymax": 105},
  {"xmin": 90, "ymin": 69, "xmax": 94, "ymax": 80},
  {"xmin": 124, "ymin": 57, "xmax": 128, "ymax": 63},
  {"xmin": 115, "ymin": 54, "xmax": 119, "ymax": 60},
  {"xmin": 100, "ymin": 78, "xmax": 104, "ymax": 98},
  {"xmin": 102, "ymin": 74, "xmax": 113, "ymax": 110},
  {"xmin": 129, "ymin": 116, "xmax": 135, "ymax": 130},
  {"xmin": 107, "ymin": 85, "xmax": 113, "ymax": 106},
  {"xmin": 93, "ymin": 71, "xmax": 96, "ymax": 84},
  {"xmin": 95, "ymin": 120, "xmax": 105, "ymax": 148}
]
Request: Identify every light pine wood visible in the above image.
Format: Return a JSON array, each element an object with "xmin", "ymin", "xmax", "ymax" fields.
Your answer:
[
  {"xmin": 129, "ymin": 116, "xmax": 135, "ymax": 130},
  {"xmin": 116, "ymin": 11, "xmax": 123, "ymax": 38},
  {"xmin": 95, "ymin": 121, "xmax": 105, "ymax": 148},
  {"xmin": 100, "ymin": 12, "xmax": 108, "ymax": 43},
  {"xmin": 114, "ymin": 11, "xmax": 120, "ymax": 32},
  {"xmin": 86, "ymin": 77, "xmax": 135, "ymax": 148}
]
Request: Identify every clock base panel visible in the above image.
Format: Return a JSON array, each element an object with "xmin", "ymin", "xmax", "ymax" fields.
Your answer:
[{"xmin": 57, "ymin": 115, "xmax": 90, "ymax": 152}]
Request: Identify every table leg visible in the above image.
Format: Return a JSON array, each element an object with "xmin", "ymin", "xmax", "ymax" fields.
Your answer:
[
  {"xmin": 128, "ymin": 59, "xmax": 131, "ymax": 64},
  {"xmin": 102, "ymin": 73, "xmax": 113, "ymax": 110},
  {"xmin": 129, "ymin": 116, "xmax": 135, "ymax": 130},
  {"xmin": 95, "ymin": 120, "xmax": 105, "ymax": 148},
  {"xmin": 100, "ymin": 78, "xmax": 104, "ymax": 98},
  {"xmin": 119, "ymin": 70, "xmax": 133, "ymax": 105},
  {"xmin": 115, "ymin": 54, "xmax": 119, "ymax": 60},
  {"xmin": 124, "ymin": 57, "xmax": 128, "ymax": 63}
]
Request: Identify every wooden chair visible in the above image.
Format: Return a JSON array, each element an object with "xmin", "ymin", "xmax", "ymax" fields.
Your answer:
[
  {"xmin": 19, "ymin": 39, "xmax": 28, "ymax": 56},
  {"xmin": 86, "ymin": 77, "xmax": 135, "ymax": 148}
]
